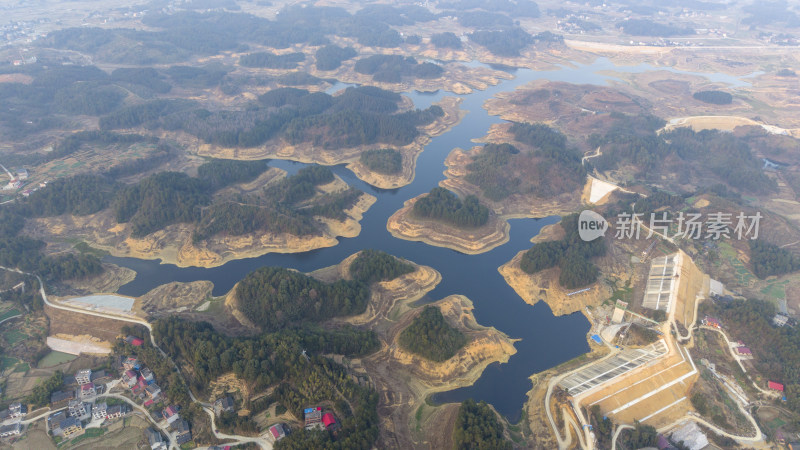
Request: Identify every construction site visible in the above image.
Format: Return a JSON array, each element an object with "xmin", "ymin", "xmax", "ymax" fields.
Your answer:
[{"xmin": 550, "ymin": 250, "xmax": 721, "ymax": 447}]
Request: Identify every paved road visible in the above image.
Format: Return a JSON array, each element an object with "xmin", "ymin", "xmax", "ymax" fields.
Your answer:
[{"xmin": 1, "ymin": 267, "xmax": 272, "ymax": 449}]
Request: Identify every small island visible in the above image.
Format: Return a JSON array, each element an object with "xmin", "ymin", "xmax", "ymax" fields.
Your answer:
[{"xmin": 386, "ymin": 187, "xmax": 510, "ymax": 254}]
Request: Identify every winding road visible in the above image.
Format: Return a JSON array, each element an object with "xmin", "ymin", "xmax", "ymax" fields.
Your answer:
[{"xmin": 0, "ymin": 266, "xmax": 272, "ymax": 449}]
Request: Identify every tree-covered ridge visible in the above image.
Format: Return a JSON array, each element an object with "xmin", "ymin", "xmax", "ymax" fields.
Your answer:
[
  {"xmin": 749, "ymin": 239, "xmax": 800, "ymax": 278},
  {"xmin": 236, "ymin": 249, "xmax": 412, "ymax": 332},
  {"xmin": 17, "ymin": 158, "xmax": 279, "ymax": 243},
  {"xmin": 0, "ymin": 216, "xmax": 102, "ymax": 283},
  {"xmin": 589, "ymin": 113, "xmax": 778, "ymax": 195},
  {"xmin": 111, "ymin": 67, "xmax": 172, "ymax": 93},
  {"xmin": 701, "ymin": 297, "xmax": 800, "ymax": 413},
  {"xmin": 452, "ymin": 399, "xmax": 512, "ymax": 450},
  {"xmin": 398, "ymin": 306, "xmax": 467, "ymax": 362},
  {"xmin": 193, "ymin": 166, "xmax": 363, "ymax": 242},
  {"xmin": 100, "ymin": 85, "xmax": 443, "ymax": 150},
  {"xmin": 41, "ymin": 5, "xmax": 436, "ymax": 66},
  {"xmin": 315, "ymin": 45, "xmax": 357, "ymax": 71},
  {"xmin": 17, "ymin": 174, "xmax": 118, "ymax": 217},
  {"xmin": 354, "ymin": 54, "xmax": 444, "ymax": 83},
  {"xmin": 113, "ymin": 172, "xmax": 211, "ymax": 237},
  {"xmin": 192, "ymin": 202, "xmax": 317, "ymax": 243},
  {"xmin": 464, "ymin": 124, "xmax": 586, "ymax": 201},
  {"xmin": 0, "ymin": 63, "xmax": 164, "ymax": 143},
  {"xmin": 5, "ymin": 6, "xmax": 437, "ymax": 141},
  {"xmin": 520, "ymin": 214, "xmax": 606, "ymax": 289},
  {"xmin": 360, "ymin": 149, "xmax": 403, "ymax": 174},
  {"xmin": 54, "ymin": 82, "xmax": 127, "ymax": 115},
  {"xmin": 349, "ymin": 249, "xmax": 415, "ymax": 284},
  {"xmin": 236, "ymin": 267, "xmax": 370, "ymax": 332},
  {"xmin": 693, "ymin": 90, "xmax": 733, "ymax": 105},
  {"xmin": 412, "ymin": 187, "xmax": 490, "ymax": 228},
  {"xmin": 239, "ymin": 51, "xmax": 305, "ymax": 69},
  {"xmin": 153, "ymin": 317, "xmax": 380, "ymax": 448}
]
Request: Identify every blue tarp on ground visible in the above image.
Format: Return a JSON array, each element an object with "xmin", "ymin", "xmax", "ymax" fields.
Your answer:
[{"xmin": 591, "ymin": 335, "xmax": 603, "ymax": 344}]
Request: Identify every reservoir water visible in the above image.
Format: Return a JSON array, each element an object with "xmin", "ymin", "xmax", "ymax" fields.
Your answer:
[{"xmin": 108, "ymin": 57, "xmax": 756, "ymax": 422}]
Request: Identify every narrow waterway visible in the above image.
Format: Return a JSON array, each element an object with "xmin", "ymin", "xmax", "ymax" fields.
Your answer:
[{"xmin": 108, "ymin": 57, "xmax": 756, "ymax": 421}]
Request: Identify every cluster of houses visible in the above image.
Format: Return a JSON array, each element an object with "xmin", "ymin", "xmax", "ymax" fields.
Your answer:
[
  {"xmin": 159, "ymin": 404, "xmax": 192, "ymax": 445},
  {"xmin": 0, "ymin": 402, "xmax": 26, "ymax": 438},
  {"xmin": 1, "ymin": 168, "xmax": 43, "ymax": 197},
  {"xmin": 121, "ymin": 357, "xmax": 162, "ymax": 406},
  {"xmin": 50, "ymin": 368, "xmax": 113, "ymax": 409},
  {"xmin": 46, "ymin": 368, "xmax": 128, "ymax": 440}
]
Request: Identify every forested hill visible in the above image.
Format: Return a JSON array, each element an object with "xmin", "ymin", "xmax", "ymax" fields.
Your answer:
[
  {"xmin": 19, "ymin": 159, "xmax": 366, "ymax": 243},
  {"xmin": 193, "ymin": 165, "xmax": 364, "ymax": 243},
  {"xmin": 412, "ymin": 187, "xmax": 490, "ymax": 228},
  {"xmin": 519, "ymin": 213, "xmax": 606, "ymax": 289},
  {"xmin": 453, "ymin": 399, "xmax": 512, "ymax": 449},
  {"xmin": 152, "ymin": 317, "xmax": 381, "ymax": 448},
  {"xmin": 589, "ymin": 112, "xmax": 777, "ymax": 196},
  {"xmin": 236, "ymin": 250, "xmax": 416, "ymax": 331},
  {"xmin": 399, "ymin": 305, "xmax": 467, "ymax": 361},
  {"xmin": 464, "ymin": 123, "xmax": 586, "ymax": 201},
  {"xmin": 100, "ymin": 86, "xmax": 444, "ymax": 150},
  {"xmin": 41, "ymin": 5, "xmax": 437, "ymax": 65}
]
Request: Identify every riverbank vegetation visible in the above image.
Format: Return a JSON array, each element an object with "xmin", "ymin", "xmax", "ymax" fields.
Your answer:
[
  {"xmin": 453, "ymin": 399, "xmax": 512, "ymax": 450},
  {"xmin": 399, "ymin": 306, "xmax": 466, "ymax": 361},
  {"xmin": 412, "ymin": 187, "xmax": 489, "ymax": 228},
  {"xmin": 519, "ymin": 214, "xmax": 605, "ymax": 288}
]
